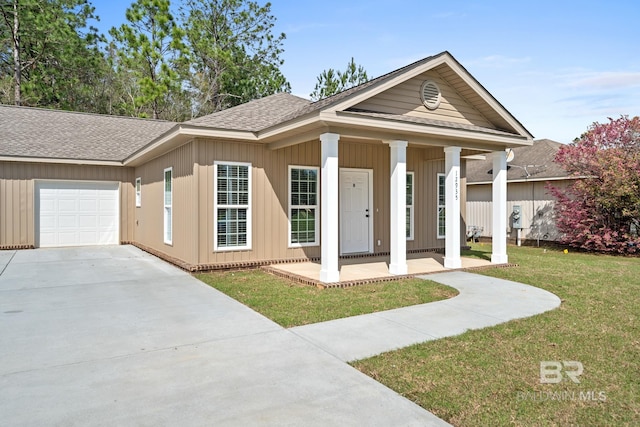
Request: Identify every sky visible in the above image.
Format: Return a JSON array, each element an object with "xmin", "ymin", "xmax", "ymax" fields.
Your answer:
[{"xmin": 92, "ymin": 0, "xmax": 640, "ymax": 144}]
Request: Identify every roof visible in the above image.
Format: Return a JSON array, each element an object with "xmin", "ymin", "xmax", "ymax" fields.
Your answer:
[
  {"xmin": 466, "ymin": 139, "xmax": 569, "ymax": 183},
  {"xmin": 0, "ymin": 105, "xmax": 176, "ymax": 162},
  {"xmin": 185, "ymin": 92, "xmax": 311, "ymax": 131},
  {"xmin": 0, "ymin": 51, "xmax": 534, "ymax": 165}
]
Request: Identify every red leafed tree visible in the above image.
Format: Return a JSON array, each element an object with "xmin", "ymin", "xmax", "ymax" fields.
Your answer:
[{"xmin": 548, "ymin": 116, "xmax": 640, "ymax": 253}]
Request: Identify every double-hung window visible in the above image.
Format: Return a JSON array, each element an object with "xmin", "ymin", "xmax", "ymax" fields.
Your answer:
[
  {"xmin": 163, "ymin": 168, "xmax": 172, "ymax": 244},
  {"xmin": 289, "ymin": 166, "xmax": 319, "ymax": 246},
  {"xmin": 406, "ymin": 172, "xmax": 414, "ymax": 240},
  {"xmin": 437, "ymin": 173, "xmax": 445, "ymax": 239},
  {"xmin": 135, "ymin": 177, "xmax": 141, "ymax": 207},
  {"xmin": 215, "ymin": 162, "xmax": 251, "ymax": 250}
]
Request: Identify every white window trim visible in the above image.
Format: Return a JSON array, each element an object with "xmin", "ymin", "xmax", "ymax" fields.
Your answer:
[
  {"xmin": 437, "ymin": 173, "xmax": 445, "ymax": 239},
  {"xmin": 214, "ymin": 161, "xmax": 252, "ymax": 251},
  {"xmin": 406, "ymin": 171, "xmax": 414, "ymax": 241},
  {"xmin": 288, "ymin": 165, "xmax": 320, "ymax": 247},
  {"xmin": 163, "ymin": 168, "xmax": 172, "ymax": 245},
  {"xmin": 135, "ymin": 177, "xmax": 141, "ymax": 207}
]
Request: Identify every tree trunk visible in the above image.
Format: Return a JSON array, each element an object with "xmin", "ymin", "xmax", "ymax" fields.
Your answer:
[{"xmin": 12, "ymin": 0, "xmax": 21, "ymax": 105}]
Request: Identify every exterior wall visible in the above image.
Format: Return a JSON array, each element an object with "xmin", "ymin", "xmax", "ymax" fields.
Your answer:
[
  {"xmin": 0, "ymin": 161, "xmax": 134, "ymax": 248},
  {"xmin": 128, "ymin": 138, "xmax": 459, "ymax": 267},
  {"xmin": 466, "ymin": 180, "xmax": 571, "ymax": 242},
  {"xmin": 353, "ymin": 70, "xmax": 494, "ymax": 129},
  {"xmin": 133, "ymin": 141, "xmax": 198, "ymax": 265}
]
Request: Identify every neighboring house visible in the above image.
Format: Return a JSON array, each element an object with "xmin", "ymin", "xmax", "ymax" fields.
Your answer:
[
  {"xmin": 466, "ymin": 139, "xmax": 573, "ymax": 243},
  {"xmin": 0, "ymin": 51, "xmax": 533, "ymax": 283}
]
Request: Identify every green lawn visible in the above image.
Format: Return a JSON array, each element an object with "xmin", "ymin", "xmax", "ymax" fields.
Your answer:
[
  {"xmin": 352, "ymin": 244, "xmax": 640, "ymax": 426},
  {"xmin": 194, "ymin": 270, "xmax": 457, "ymax": 328}
]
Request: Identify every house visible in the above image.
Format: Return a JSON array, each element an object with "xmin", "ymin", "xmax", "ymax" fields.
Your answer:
[
  {"xmin": 0, "ymin": 51, "xmax": 533, "ymax": 283},
  {"xmin": 466, "ymin": 139, "xmax": 572, "ymax": 244}
]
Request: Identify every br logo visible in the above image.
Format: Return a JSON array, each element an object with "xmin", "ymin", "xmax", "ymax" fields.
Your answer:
[{"xmin": 540, "ymin": 361, "xmax": 583, "ymax": 384}]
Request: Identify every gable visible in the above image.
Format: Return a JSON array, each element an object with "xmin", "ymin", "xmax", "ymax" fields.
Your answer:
[{"xmin": 350, "ymin": 63, "xmax": 513, "ymax": 133}]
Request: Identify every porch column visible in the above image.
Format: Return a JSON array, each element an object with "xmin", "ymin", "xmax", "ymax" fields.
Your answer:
[
  {"xmin": 492, "ymin": 150, "xmax": 509, "ymax": 264},
  {"xmin": 320, "ymin": 133, "xmax": 340, "ymax": 283},
  {"xmin": 389, "ymin": 140, "xmax": 408, "ymax": 275},
  {"xmin": 444, "ymin": 146, "xmax": 462, "ymax": 268}
]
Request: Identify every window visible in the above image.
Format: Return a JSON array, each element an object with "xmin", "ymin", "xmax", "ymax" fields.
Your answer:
[
  {"xmin": 163, "ymin": 168, "xmax": 172, "ymax": 244},
  {"xmin": 437, "ymin": 173, "xmax": 445, "ymax": 239},
  {"xmin": 135, "ymin": 177, "xmax": 141, "ymax": 207},
  {"xmin": 406, "ymin": 172, "xmax": 414, "ymax": 240},
  {"xmin": 289, "ymin": 166, "xmax": 319, "ymax": 246},
  {"xmin": 214, "ymin": 162, "xmax": 251, "ymax": 250}
]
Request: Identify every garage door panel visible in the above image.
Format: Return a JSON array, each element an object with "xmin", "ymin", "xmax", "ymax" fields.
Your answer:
[{"xmin": 37, "ymin": 181, "xmax": 119, "ymax": 247}]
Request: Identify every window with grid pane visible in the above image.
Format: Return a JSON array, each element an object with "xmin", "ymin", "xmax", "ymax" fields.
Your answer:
[
  {"xmin": 406, "ymin": 172, "xmax": 414, "ymax": 240},
  {"xmin": 289, "ymin": 166, "xmax": 319, "ymax": 246},
  {"xmin": 164, "ymin": 168, "xmax": 172, "ymax": 244},
  {"xmin": 215, "ymin": 162, "xmax": 251, "ymax": 250},
  {"xmin": 437, "ymin": 173, "xmax": 445, "ymax": 238}
]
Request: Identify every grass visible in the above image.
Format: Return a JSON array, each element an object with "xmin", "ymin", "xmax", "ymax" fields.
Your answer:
[
  {"xmin": 352, "ymin": 244, "xmax": 640, "ymax": 426},
  {"xmin": 194, "ymin": 270, "xmax": 458, "ymax": 328}
]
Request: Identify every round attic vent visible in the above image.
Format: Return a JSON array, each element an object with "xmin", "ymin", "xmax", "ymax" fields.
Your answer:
[{"xmin": 420, "ymin": 80, "xmax": 441, "ymax": 110}]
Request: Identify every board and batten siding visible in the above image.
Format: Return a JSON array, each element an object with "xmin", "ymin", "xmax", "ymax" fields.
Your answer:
[
  {"xmin": 133, "ymin": 141, "xmax": 198, "ymax": 265},
  {"xmin": 466, "ymin": 180, "xmax": 569, "ymax": 241},
  {"xmin": 0, "ymin": 161, "xmax": 134, "ymax": 248},
  {"xmin": 186, "ymin": 139, "xmax": 459, "ymax": 266},
  {"xmin": 353, "ymin": 70, "xmax": 494, "ymax": 129}
]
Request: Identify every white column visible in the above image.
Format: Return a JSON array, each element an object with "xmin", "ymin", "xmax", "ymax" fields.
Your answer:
[
  {"xmin": 389, "ymin": 140, "xmax": 408, "ymax": 275},
  {"xmin": 492, "ymin": 150, "xmax": 509, "ymax": 264},
  {"xmin": 444, "ymin": 146, "xmax": 462, "ymax": 269},
  {"xmin": 320, "ymin": 133, "xmax": 340, "ymax": 283}
]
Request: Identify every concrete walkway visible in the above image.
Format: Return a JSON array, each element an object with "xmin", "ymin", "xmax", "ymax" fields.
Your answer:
[
  {"xmin": 0, "ymin": 246, "xmax": 561, "ymax": 426},
  {"xmin": 291, "ymin": 271, "xmax": 561, "ymax": 362}
]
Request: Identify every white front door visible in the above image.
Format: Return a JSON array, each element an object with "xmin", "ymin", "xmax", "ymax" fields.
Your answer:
[{"xmin": 340, "ymin": 169, "xmax": 372, "ymax": 254}]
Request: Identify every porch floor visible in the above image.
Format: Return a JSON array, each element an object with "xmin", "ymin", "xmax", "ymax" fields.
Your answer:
[{"xmin": 269, "ymin": 252, "xmax": 494, "ymax": 285}]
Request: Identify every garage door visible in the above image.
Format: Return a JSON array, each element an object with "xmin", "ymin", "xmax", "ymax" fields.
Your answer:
[{"xmin": 36, "ymin": 181, "xmax": 119, "ymax": 247}]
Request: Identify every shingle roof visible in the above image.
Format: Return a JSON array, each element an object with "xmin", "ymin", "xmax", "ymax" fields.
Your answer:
[
  {"xmin": 185, "ymin": 92, "xmax": 311, "ymax": 131},
  {"xmin": 0, "ymin": 105, "xmax": 176, "ymax": 162},
  {"xmin": 466, "ymin": 139, "xmax": 569, "ymax": 183}
]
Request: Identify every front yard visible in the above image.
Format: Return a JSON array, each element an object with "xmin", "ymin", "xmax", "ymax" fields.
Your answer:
[
  {"xmin": 354, "ymin": 245, "xmax": 639, "ymax": 426},
  {"xmin": 195, "ymin": 245, "xmax": 639, "ymax": 425}
]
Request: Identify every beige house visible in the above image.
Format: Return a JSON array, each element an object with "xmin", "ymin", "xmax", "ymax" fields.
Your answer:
[
  {"xmin": 0, "ymin": 52, "xmax": 533, "ymax": 283},
  {"xmin": 466, "ymin": 139, "xmax": 572, "ymax": 243}
]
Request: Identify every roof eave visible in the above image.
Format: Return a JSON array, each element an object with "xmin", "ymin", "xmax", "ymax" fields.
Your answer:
[{"xmin": 0, "ymin": 155, "xmax": 123, "ymax": 167}]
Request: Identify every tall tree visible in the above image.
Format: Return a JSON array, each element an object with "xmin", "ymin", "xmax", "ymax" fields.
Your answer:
[
  {"xmin": 0, "ymin": 0, "xmax": 104, "ymax": 109},
  {"xmin": 109, "ymin": 0, "xmax": 188, "ymax": 119},
  {"xmin": 549, "ymin": 116, "xmax": 640, "ymax": 254},
  {"xmin": 181, "ymin": 0, "xmax": 290, "ymax": 116},
  {"xmin": 310, "ymin": 57, "xmax": 368, "ymax": 101}
]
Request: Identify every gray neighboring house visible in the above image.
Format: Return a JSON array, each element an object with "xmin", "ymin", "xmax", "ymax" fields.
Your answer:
[{"xmin": 466, "ymin": 139, "xmax": 573, "ymax": 243}]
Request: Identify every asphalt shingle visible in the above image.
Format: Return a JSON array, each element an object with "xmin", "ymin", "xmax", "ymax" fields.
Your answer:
[
  {"xmin": 466, "ymin": 139, "xmax": 569, "ymax": 182},
  {"xmin": 0, "ymin": 105, "xmax": 176, "ymax": 162}
]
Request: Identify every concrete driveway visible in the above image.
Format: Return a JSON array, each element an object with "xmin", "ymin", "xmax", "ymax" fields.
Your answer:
[{"xmin": 0, "ymin": 246, "xmax": 446, "ymax": 426}]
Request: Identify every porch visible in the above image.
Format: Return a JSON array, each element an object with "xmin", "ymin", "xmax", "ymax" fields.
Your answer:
[{"xmin": 266, "ymin": 251, "xmax": 495, "ymax": 288}]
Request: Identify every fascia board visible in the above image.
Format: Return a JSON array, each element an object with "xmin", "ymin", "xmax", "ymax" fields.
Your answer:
[
  {"xmin": 124, "ymin": 125, "xmax": 257, "ymax": 166},
  {"xmin": 0, "ymin": 156, "xmax": 123, "ymax": 167},
  {"xmin": 320, "ymin": 111, "xmax": 531, "ymax": 147}
]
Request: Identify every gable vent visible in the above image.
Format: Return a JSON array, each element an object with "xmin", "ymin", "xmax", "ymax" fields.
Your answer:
[{"xmin": 420, "ymin": 80, "xmax": 441, "ymax": 110}]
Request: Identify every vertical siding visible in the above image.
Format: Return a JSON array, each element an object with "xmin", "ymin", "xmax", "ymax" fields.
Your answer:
[
  {"xmin": 189, "ymin": 139, "xmax": 455, "ymax": 266},
  {"xmin": 353, "ymin": 70, "xmax": 494, "ymax": 129},
  {"xmin": 134, "ymin": 142, "xmax": 197, "ymax": 264},
  {"xmin": 0, "ymin": 161, "xmax": 133, "ymax": 248},
  {"xmin": 466, "ymin": 180, "xmax": 569, "ymax": 241}
]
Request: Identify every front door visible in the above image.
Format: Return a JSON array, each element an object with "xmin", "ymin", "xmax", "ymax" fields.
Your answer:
[{"xmin": 340, "ymin": 169, "xmax": 372, "ymax": 254}]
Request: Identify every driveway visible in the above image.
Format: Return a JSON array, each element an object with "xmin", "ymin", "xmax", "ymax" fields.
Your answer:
[{"xmin": 0, "ymin": 246, "xmax": 446, "ymax": 426}]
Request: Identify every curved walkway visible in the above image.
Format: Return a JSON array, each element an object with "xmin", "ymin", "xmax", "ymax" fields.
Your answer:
[{"xmin": 291, "ymin": 271, "xmax": 562, "ymax": 362}]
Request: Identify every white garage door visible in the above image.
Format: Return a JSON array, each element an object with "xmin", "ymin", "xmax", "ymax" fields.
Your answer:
[{"xmin": 36, "ymin": 181, "xmax": 119, "ymax": 247}]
